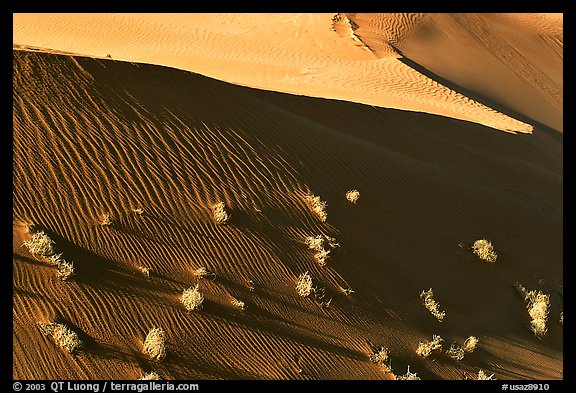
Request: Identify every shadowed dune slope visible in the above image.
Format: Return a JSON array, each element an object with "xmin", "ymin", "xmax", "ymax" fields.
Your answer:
[{"xmin": 13, "ymin": 49, "xmax": 562, "ymax": 380}]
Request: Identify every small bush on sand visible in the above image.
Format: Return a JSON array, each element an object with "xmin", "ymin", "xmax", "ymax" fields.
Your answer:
[
  {"xmin": 143, "ymin": 328, "xmax": 166, "ymax": 361},
  {"xmin": 39, "ymin": 322, "xmax": 83, "ymax": 353},
  {"xmin": 446, "ymin": 342, "xmax": 465, "ymax": 361},
  {"xmin": 463, "ymin": 336, "xmax": 479, "ymax": 353},
  {"xmin": 47, "ymin": 253, "xmax": 63, "ymax": 266},
  {"xmin": 231, "ymin": 297, "xmax": 246, "ymax": 310},
  {"xmin": 305, "ymin": 235, "xmax": 339, "ymax": 266},
  {"xmin": 100, "ymin": 212, "xmax": 113, "ymax": 226},
  {"xmin": 369, "ymin": 346, "xmax": 392, "ymax": 372},
  {"xmin": 193, "ymin": 267, "xmax": 216, "ymax": 280},
  {"xmin": 46, "ymin": 253, "xmax": 75, "ymax": 281},
  {"xmin": 345, "ymin": 190, "xmax": 360, "ymax": 204},
  {"xmin": 477, "ymin": 370, "xmax": 495, "ymax": 380},
  {"xmin": 305, "ymin": 193, "xmax": 327, "ymax": 222},
  {"xmin": 138, "ymin": 266, "xmax": 151, "ymax": 277},
  {"xmin": 140, "ymin": 371, "xmax": 162, "ymax": 380},
  {"xmin": 472, "ymin": 239, "xmax": 497, "ymax": 263},
  {"xmin": 57, "ymin": 260, "xmax": 75, "ymax": 281},
  {"xmin": 212, "ymin": 201, "xmax": 230, "ymax": 224},
  {"xmin": 416, "ymin": 335, "xmax": 443, "ymax": 358},
  {"xmin": 396, "ymin": 365, "xmax": 421, "ymax": 380},
  {"xmin": 22, "ymin": 231, "xmax": 55, "ymax": 257},
  {"xmin": 513, "ymin": 282, "xmax": 550, "ymax": 337},
  {"xmin": 420, "ymin": 288, "xmax": 445, "ymax": 322},
  {"xmin": 296, "ymin": 272, "xmax": 313, "ymax": 297},
  {"xmin": 182, "ymin": 285, "xmax": 204, "ymax": 311}
]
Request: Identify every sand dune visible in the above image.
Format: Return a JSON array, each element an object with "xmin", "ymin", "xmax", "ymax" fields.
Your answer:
[
  {"xmin": 350, "ymin": 13, "xmax": 563, "ymax": 132},
  {"xmin": 11, "ymin": 13, "xmax": 550, "ymax": 133},
  {"xmin": 13, "ymin": 41, "xmax": 562, "ymax": 381}
]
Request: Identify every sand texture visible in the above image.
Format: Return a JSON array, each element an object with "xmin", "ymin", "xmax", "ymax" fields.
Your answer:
[{"xmin": 13, "ymin": 13, "xmax": 562, "ymax": 380}]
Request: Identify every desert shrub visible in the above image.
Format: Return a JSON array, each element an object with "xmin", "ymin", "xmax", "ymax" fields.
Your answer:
[
  {"xmin": 132, "ymin": 208, "xmax": 145, "ymax": 215},
  {"xmin": 182, "ymin": 285, "xmax": 204, "ymax": 311},
  {"xmin": 513, "ymin": 282, "xmax": 550, "ymax": 337},
  {"xmin": 396, "ymin": 366, "xmax": 421, "ymax": 380},
  {"xmin": 57, "ymin": 260, "xmax": 75, "ymax": 281},
  {"xmin": 345, "ymin": 190, "xmax": 360, "ymax": 204},
  {"xmin": 369, "ymin": 346, "xmax": 392, "ymax": 372},
  {"xmin": 212, "ymin": 201, "xmax": 230, "ymax": 224},
  {"xmin": 420, "ymin": 288, "xmax": 445, "ymax": 322},
  {"xmin": 342, "ymin": 287, "xmax": 354, "ymax": 296},
  {"xmin": 22, "ymin": 231, "xmax": 55, "ymax": 257},
  {"xmin": 143, "ymin": 328, "xmax": 166, "ymax": 361},
  {"xmin": 305, "ymin": 193, "xmax": 327, "ymax": 222},
  {"xmin": 193, "ymin": 267, "xmax": 216, "ymax": 280},
  {"xmin": 472, "ymin": 239, "xmax": 497, "ymax": 263},
  {"xmin": 296, "ymin": 272, "xmax": 313, "ymax": 297},
  {"xmin": 47, "ymin": 253, "xmax": 63, "ymax": 266},
  {"xmin": 45, "ymin": 253, "xmax": 75, "ymax": 281},
  {"xmin": 231, "ymin": 297, "xmax": 246, "ymax": 310},
  {"xmin": 477, "ymin": 370, "xmax": 495, "ymax": 380},
  {"xmin": 446, "ymin": 342, "xmax": 465, "ymax": 361},
  {"xmin": 305, "ymin": 235, "xmax": 339, "ymax": 266},
  {"xmin": 140, "ymin": 371, "xmax": 161, "ymax": 380},
  {"xmin": 39, "ymin": 322, "xmax": 83, "ymax": 353},
  {"xmin": 463, "ymin": 336, "xmax": 479, "ymax": 353},
  {"xmin": 526, "ymin": 291, "xmax": 550, "ymax": 337},
  {"xmin": 416, "ymin": 335, "xmax": 443, "ymax": 358},
  {"xmin": 100, "ymin": 213, "xmax": 113, "ymax": 226},
  {"xmin": 138, "ymin": 266, "xmax": 151, "ymax": 277},
  {"xmin": 193, "ymin": 267, "xmax": 209, "ymax": 278}
]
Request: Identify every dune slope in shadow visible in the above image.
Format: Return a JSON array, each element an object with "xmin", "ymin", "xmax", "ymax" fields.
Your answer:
[{"xmin": 13, "ymin": 49, "xmax": 562, "ymax": 380}]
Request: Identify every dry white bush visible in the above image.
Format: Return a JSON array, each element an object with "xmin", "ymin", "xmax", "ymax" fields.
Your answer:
[
  {"xmin": 420, "ymin": 288, "xmax": 446, "ymax": 322},
  {"xmin": 192, "ymin": 267, "xmax": 216, "ymax": 280},
  {"xmin": 369, "ymin": 346, "xmax": 392, "ymax": 372},
  {"xmin": 514, "ymin": 282, "xmax": 550, "ymax": 337},
  {"xmin": 345, "ymin": 190, "xmax": 360, "ymax": 204},
  {"xmin": 305, "ymin": 235, "xmax": 324, "ymax": 251},
  {"xmin": 416, "ymin": 335, "xmax": 444, "ymax": 358},
  {"xmin": 526, "ymin": 291, "xmax": 550, "ymax": 337},
  {"xmin": 305, "ymin": 193, "xmax": 327, "ymax": 222},
  {"xmin": 342, "ymin": 287, "xmax": 354, "ymax": 296},
  {"xmin": 143, "ymin": 327, "xmax": 167, "ymax": 361},
  {"xmin": 22, "ymin": 231, "xmax": 56, "ymax": 257},
  {"xmin": 396, "ymin": 366, "xmax": 421, "ymax": 380},
  {"xmin": 446, "ymin": 342, "xmax": 465, "ymax": 361},
  {"xmin": 463, "ymin": 336, "xmax": 479, "ymax": 353},
  {"xmin": 138, "ymin": 266, "xmax": 151, "ymax": 277},
  {"xmin": 212, "ymin": 201, "xmax": 230, "ymax": 224},
  {"xmin": 231, "ymin": 297, "xmax": 246, "ymax": 310},
  {"xmin": 296, "ymin": 271, "xmax": 313, "ymax": 297},
  {"xmin": 472, "ymin": 239, "xmax": 497, "ymax": 263},
  {"xmin": 100, "ymin": 212, "xmax": 113, "ymax": 226},
  {"xmin": 477, "ymin": 370, "xmax": 495, "ymax": 380},
  {"xmin": 140, "ymin": 371, "xmax": 162, "ymax": 380},
  {"xmin": 305, "ymin": 235, "xmax": 339, "ymax": 266},
  {"xmin": 193, "ymin": 267, "xmax": 208, "ymax": 278},
  {"xmin": 57, "ymin": 260, "xmax": 75, "ymax": 281},
  {"xmin": 182, "ymin": 285, "xmax": 204, "ymax": 311},
  {"xmin": 47, "ymin": 253, "xmax": 63, "ymax": 266},
  {"xmin": 39, "ymin": 322, "xmax": 83, "ymax": 353},
  {"xmin": 45, "ymin": 253, "xmax": 74, "ymax": 281}
]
